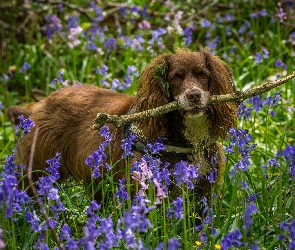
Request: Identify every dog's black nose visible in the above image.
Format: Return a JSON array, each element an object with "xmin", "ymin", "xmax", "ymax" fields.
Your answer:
[{"xmin": 186, "ymin": 89, "xmax": 202, "ymax": 103}]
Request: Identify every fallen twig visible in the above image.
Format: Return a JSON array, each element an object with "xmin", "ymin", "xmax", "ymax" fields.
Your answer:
[{"xmin": 91, "ymin": 71, "xmax": 295, "ymax": 130}]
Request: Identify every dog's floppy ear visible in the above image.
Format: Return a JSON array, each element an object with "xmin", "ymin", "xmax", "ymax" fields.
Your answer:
[
  {"xmin": 132, "ymin": 53, "xmax": 171, "ymax": 139},
  {"xmin": 203, "ymin": 48, "xmax": 237, "ymax": 138},
  {"xmin": 7, "ymin": 105, "xmax": 34, "ymax": 125},
  {"xmin": 135, "ymin": 53, "xmax": 171, "ymax": 112}
]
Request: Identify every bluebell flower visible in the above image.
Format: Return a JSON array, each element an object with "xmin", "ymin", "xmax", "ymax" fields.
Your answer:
[
  {"xmin": 260, "ymin": 9, "xmax": 267, "ymax": 16},
  {"xmin": 0, "ymin": 175, "xmax": 29, "ymax": 219},
  {"xmin": 238, "ymin": 21, "xmax": 250, "ymax": 35},
  {"xmin": 246, "ymin": 96, "xmax": 263, "ymax": 113},
  {"xmin": 183, "ymin": 23, "xmax": 194, "ymax": 46},
  {"xmin": 144, "ymin": 138, "xmax": 166, "ymax": 155},
  {"xmin": 0, "ymin": 228, "xmax": 5, "ymax": 249},
  {"xmin": 167, "ymin": 237, "xmax": 181, "ymax": 249},
  {"xmin": 25, "ymin": 210, "xmax": 42, "ymax": 232},
  {"xmin": 44, "ymin": 14, "xmax": 62, "ymax": 40},
  {"xmin": 166, "ymin": 196, "xmax": 183, "ymax": 219},
  {"xmin": 118, "ymin": 65, "xmax": 139, "ymax": 90},
  {"xmin": 95, "ymin": 64, "xmax": 109, "ymax": 76},
  {"xmin": 104, "ymin": 38, "xmax": 117, "ymax": 52},
  {"xmin": 14, "ymin": 115, "xmax": 35, "ymax": 136},
  {"xmin": 115, "ymin": 178, "xmax": 129, "ymax": 203},
  {"xmin": 208, "ymin": 170, "xmax": 215, "ymax": 183},
  {"xmin": 275, "ymin": 58, "xmax": 287, "ymax": 69},
  {"xmin": 237, "ymin": 102, "xmax": 253, "ymax": 120},
  {"xmin": 201, "ymin": 19, "xmax": 211, "ymax": 28},
  {"xmin": 86, "ymin": 200, "xmax": 101, "ymax": 216},
  {"xmin": 208, "ymin": 36, "xmax": 220, "ymax": 50},
  {"xmin": 0, "ymin": 101, "xmax": 4, "ymax": 110},
  {"xmin": 262, "ymin": 48, "xmax": 269, "ymax": 58},
  {"xmin": 66, "ymin": 15, "xmax": 79, "ymax": 31},
  {"xmin": 117, "ymin": 199, "xmax": 154, "ymax": 249},
  {"xmin": 121, "ymin": 133, "xmax": 136, "ymax": 158},
  {"xmin": 111, "ymin": 78, "xmax": 121, "ymax": 90},
  {"xmin": 250, "ymin": 13, "xmax": 259, "ymax": 19},
  {"xmin": 173, "ymin": 161, "xmax": 200, "ymax": 189},
  {"xmin": 278, "ymin": 145, "xmax": 295, "ymax": 179},
  {"xmin": 225, "ymin": 26, "xmax": 232, "ymax": 36},
  {"xmin": 1, "ymin": 153, "xmax": 18, "ymax": 177},
  {"xmin": 19, "ymin": 62, "xmax": 31, "ymax": 73},
  {"xmin": 242, "ymin": 202, "xmax": 258, "ymax": 233},
  {"xmin": 254, "ymin": 53, "xmax": 263, "ymax": 64},
  {"xmin": 86, "ymin": 126, "xmax": 113, "ymax": 177},
  {"xmin": 245, "ymin": 192, "xmax": 261, "ymax": 203},
  {"xmin": 221, "ymin": 228, "xmax": 243, "ymax": 249},
  {"xmin": 96, "ymin": 218, "xmax": 118, "ymax": 249},
  {"xmin": 89, "ymin": 2, "xmax": 103, "ymax": 21},
  {"xmin": 152, "ymin": 28, "xmax": 167, "ymax": 40},
  {"xmin": 119, "ymin": 6, "xmax": 126, "ymax": 17}
]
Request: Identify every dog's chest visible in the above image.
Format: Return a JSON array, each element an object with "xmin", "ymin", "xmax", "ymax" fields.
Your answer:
[{"xmin": 183, "ymin": 113, "xmax": 211, "ymax": 149}]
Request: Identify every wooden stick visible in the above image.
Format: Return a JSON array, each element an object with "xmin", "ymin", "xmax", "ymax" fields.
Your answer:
[{"xmin": 90, "ymin": 71, "xmax": 295, "ymax": 130}]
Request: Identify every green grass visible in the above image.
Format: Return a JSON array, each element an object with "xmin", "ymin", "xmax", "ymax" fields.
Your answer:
[{"xmin": 0, "ymin": 1, "xmax": 295, "ymax": 249}]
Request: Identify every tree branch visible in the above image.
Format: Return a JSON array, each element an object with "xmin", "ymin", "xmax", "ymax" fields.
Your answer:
[{"xmin": 90, "ymin": 71, "xmax": 295, "ymax": 130}]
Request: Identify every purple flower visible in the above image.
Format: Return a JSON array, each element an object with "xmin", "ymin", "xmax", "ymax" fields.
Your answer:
[
  {"xmin": 167, "ymin": 237, "xmax": 181, "ymax": 249},
  {"xmin": 254, "ymin": 53, "xmax": 263, "ymax": 64},
  {"xmin": 44, "ymin": 14, "xmax": 62, "ymax": 40},
  {"xmin": 19, "ymin": 62, "xmax": 31, "ymax": 73},
  {"xmin": 277, "ymin": 2, "xmax": 286, "ymax": 23},
  {"xmin": 144, "ymin": 138, "xmax": 166, "ymax": 155},
  {"xmin": 117, "ymin": 199, "xmax": 154, "ymax": 249},
  {"xmin": 0, "ymin": 228, "xmax": 5, "ymax": 249},
  {"xmin": 260, "ymin": 9, "xmax": 267, "ymax": 16},
  {"xmin": 120, "ymin": 65, "xmax": 138, "ymax": 90},
  {"xmin": 278, "ymin": 145, "xmax": 295, "ymax": 179},
  {"xmin": 247, "ymin": 95, "xmax": 264, "ymax": 112},
  {"xmin": 173, "ymin": 161, "xmax": 200, "ymax": 189},
  {"xmin": 242, "ymin": 202, "xmax": 258, "ymax": 232},
  {"xmin": 115, "ymin": 178, "xmax": 129, "ymax": 203},
  {"xmin": 111, "ymin": 78, "xmax": 121, "ymax": 90},
  {"xmin": 208, "ymin": 170, "xmax": 216, "ymax": 183},
  {"xmin": 152, "ymin": 28, "xmax": 167, "ymax": 40},
  {"xmin": 0, "ymin": 175, "xmax": 29, "ymax": 219},
  {"xmin": 238, "ymin": 102, "xmax": 253, "ymax": 120},
  {"xmin": 221, "ymin": 228, "xmax": 243, "ymax": 249},
  {"xmin": 238, "ymin": 21, "xmax": 250, "ymax": 35},
  {"xmin": 25, "ymin": 210, "xmax": 42, "ymax": 232},
  {"xmin": 85, "ymin": 126, "xmax": 112, "ymax": 177},
  {"xmin": 121, "ymin": 133, "xmax": 136, "ymax": 158},
  {"xmin": 96, "ymin": 64, "xmax": 108, "ymax": 76},
  {"xmin": 166, "ymin": 196, "xmax": 183, "ymax": 219},
  {"xmin": 262, "ymin": 48, "xmax": 269, "ymax": 58},
  {"xmin": 1, "ymin": 153, "xmax": 19, "ymax": 177},
  {"xmin": 14, "ymin": 115, "xmax": 35, "ymax": 136},
  {"xmin": 275, "ymin": 58, "xmax": 287, "ymax": 69},
  {"xmin": 201, "ymin": 19, "xmax": 211, "ymax": 28},
  {"xmin": 104, "ymin": 38, "xmax": 117, "ymax": 52},
  {"xmin": 66, "ymin": 15, "xmax": 79, "ymax": 31},
  {"xmin": 0, "ymin": 101, "xmax": 4, "ymax": 110},
  {"xmin": 250, "ymin": 13, "xmax": 259, "ymax": 19},
  {"xmin": 89, "ymin": 2, "xmax": 103, "ymax": 21},
  {"xmin": 183, "ymin": 23, "xmax": 194, "ymax": 46},
  {"xmin": 245, "ymin": 192, "xmax": 261, "ymax": 203}
]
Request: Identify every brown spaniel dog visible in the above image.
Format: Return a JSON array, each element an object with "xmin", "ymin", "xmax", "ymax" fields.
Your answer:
[{"xmin": 7, "ymin": 48, "xmax": 237, "ymax": 199}]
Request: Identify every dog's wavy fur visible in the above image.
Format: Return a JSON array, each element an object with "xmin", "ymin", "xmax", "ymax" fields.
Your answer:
[{"xmin": 7, "ymin": 48, "xmax": 237, "ymax": 199}]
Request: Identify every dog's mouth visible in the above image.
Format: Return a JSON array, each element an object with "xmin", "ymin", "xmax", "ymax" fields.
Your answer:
[{"xmin": 183, "ymin": 105, "xmax": 207, "ymax": 115}]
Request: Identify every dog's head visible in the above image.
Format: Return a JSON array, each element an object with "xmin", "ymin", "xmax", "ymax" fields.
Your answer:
[{"xmin": 134, "ymin": 48, "xmax": 237, "ymax": 139}]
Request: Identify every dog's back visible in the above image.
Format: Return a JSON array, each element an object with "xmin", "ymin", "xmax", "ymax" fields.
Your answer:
[{"xmin": 7, "ymin": 85, "xmax": 134, "ymax": 188}]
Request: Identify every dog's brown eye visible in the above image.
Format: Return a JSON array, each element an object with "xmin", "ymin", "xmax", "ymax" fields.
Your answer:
[{"xmin": 198, "ymin": 73, "xmax": 209, "ymax": 80}]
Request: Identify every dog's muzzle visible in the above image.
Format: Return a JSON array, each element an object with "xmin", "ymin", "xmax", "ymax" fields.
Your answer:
[{"xmin": 176, "ymin": 88, "xmax": 210, "ymax": 111}]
